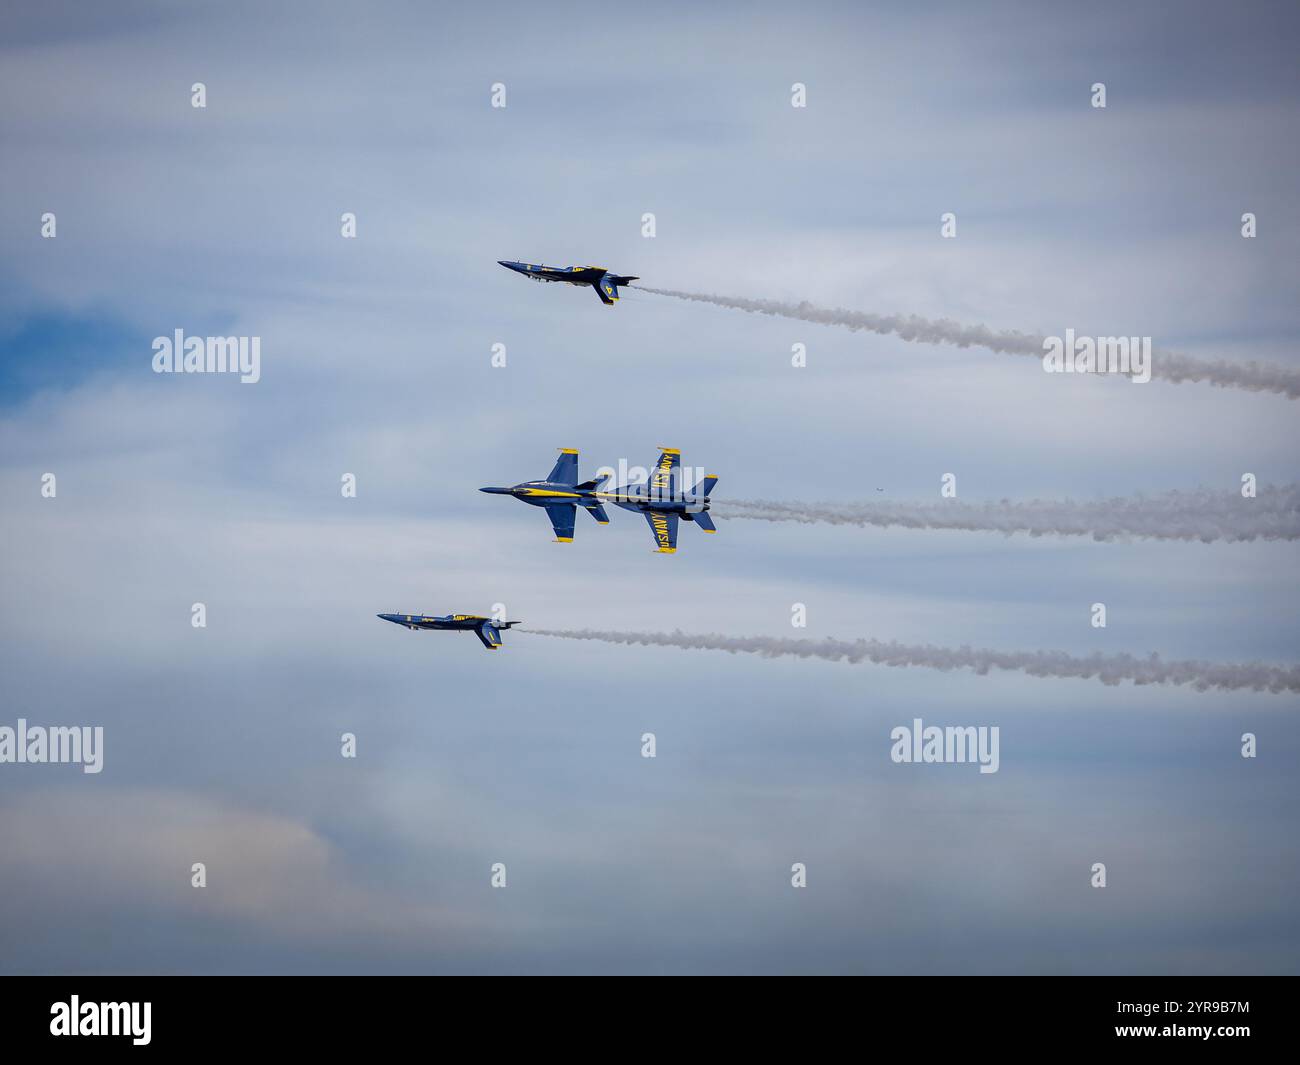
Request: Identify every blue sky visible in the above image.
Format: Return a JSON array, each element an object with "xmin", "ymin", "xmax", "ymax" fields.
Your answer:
[{"xmin": 0, "ymin": 0, "xmax": 1297, "ymax": 973}]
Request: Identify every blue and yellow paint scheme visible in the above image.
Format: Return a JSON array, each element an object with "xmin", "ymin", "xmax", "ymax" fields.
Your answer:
[
  {"xmin": 596, "ymin": 448, "xmax": 718, "ymax": 553},
  {"xmin": 497, "ymin": 260, "xmax": 639, "ymax": 305},
  {"xmin": 377, "ymin": 612, "xmax": 519, "ymax": 650},
  {"xmin": 480, "ymin": 448, "xmax": 611, "ymax": 542}
]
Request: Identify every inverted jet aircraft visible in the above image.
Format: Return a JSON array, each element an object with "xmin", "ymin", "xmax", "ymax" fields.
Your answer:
[
  {"xmin": 599, "ymin": 447, "xmax": 718, "ymax": 554},
  {"xmin": 480, "ymin": 448, "xmax": 611, "ymax": 542},
  {"xmin": 377, "ymin": 612, "xmax": 519, "ymax": 650},
  {"xmin": 497, "ymin": 260, "xmax": 639, "ymax": 305}
]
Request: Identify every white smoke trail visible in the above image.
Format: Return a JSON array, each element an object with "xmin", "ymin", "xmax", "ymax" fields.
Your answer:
[
  {"xmin": 525, "ymin": 629, "xmax": 1300, "ymax": 694},
  {"xmin": 637, "ymin": 286, "xmax": 1300, "ymax": 399},
  {"xmin": 715, "ymin": 485, "xmax": 1300, "ymax": 543}
]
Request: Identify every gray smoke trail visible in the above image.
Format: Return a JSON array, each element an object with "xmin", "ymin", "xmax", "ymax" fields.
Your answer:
[
  {"xmin": 715, "ymin": 485, "xmax": 1300, "ymax": 543},
  {"xmin": 526, "ymin": 629, "xmax": 1300, "ymax": 694},
  {"xmin": 637, "ymin": 286, "xmax": 1300, "ymax": 399}
]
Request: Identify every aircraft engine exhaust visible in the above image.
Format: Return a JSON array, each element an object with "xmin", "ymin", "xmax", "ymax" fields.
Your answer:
[
  {"xmin": 714, "ymin": 485, "xmax": 1300, "ymax": 543},
  {"xmin": 525, "ymin": 629, "xmax": 1300, "ymax": 694},
  {"xmin": 637, "ymin": 286, "xmax": 1300, "ymax": 399}
]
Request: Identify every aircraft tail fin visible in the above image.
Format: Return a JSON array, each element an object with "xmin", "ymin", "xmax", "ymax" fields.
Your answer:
[
  {"xmin": 475, "ymin": 622, "xmax": 504, "ymax": 649},
  {"xmin": 575, "ymin": 472, "xmax": 610, "ymax": 491},
  {"xmin": 594, "ymin": 275, "xmax": 637, "ymax": 304},
  {"xmin": 581, "ymin": 501, "xmax": 611, "ymax": 524},
  {"xmin": 692, "ymin": 510, "xmax": 717, "ymax": 534},
  {"xmin": 700, "ymin": 474, "xmax": 718, "ymax": 497}
]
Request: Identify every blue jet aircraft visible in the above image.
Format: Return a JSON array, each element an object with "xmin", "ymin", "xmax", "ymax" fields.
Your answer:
[
  {"xmin": 377, "ymin": 612, "xmax": 519, "ymax": 650},
  {"xmin": 480, "ymin": 448, "xmax": 611, "ymax": 542},
  {"xmin": 598, "ymin": 448, "xmax": 718, "ymax": 554},
  {"xmin": 497, "ymin": 260, "xmax": 639, "ymax": 305}
]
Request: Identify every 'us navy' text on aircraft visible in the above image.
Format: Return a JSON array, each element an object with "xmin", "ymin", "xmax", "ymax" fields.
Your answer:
[
  {"xmin": 599, "ymin": 448, "xmax": 718, "ymax": 553},
  {"xmin": 376, "ymin": 612, "xmax": 520, "ymax": 650},
  {"xmin": 497, "ymin": 260, "xmax": 639, "ymax": 305},
  {"xmin": 480, "ymin": 449, "xmax": 611, "ymax": 542}
]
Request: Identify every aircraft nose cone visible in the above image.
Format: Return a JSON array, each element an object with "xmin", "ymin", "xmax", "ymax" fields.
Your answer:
[{"xmin": 480, "ymin": 486, "xmax": 510, "ymax": 494}]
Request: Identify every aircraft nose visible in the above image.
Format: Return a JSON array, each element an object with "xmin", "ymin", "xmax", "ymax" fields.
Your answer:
[{"xmin": 480, "ymin": 486, "xmax": 513, "ymax": 494}]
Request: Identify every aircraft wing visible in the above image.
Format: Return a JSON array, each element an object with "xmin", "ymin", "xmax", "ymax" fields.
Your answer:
[
  {"xmin": 546, "ymin": 449, "xmax": 579, "ymax": 485},
  {"xmin": 649, "ymin": 448, "xmax": 682, "ymax": 496},
  {"xmin": 644, "ymin": 510, "xmax": 679, "ymax": 553},
  {"xmin": 475, "ymin": 621, "xmax": 503, "ymax": 649},
  {"xmin": 545, "ymin": 503, "xmax": 577, "ymax": 542}
]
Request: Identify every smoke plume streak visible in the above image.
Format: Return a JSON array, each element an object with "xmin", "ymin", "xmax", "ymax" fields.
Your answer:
[
  {"xmin": 526, "ymin": 629, "xmax": 1300, "ymax": 694},
  {"xmin": 637, "ymin": 286, "xmax": 1300, "ymax": 399},
  {"xmin": 715, "ymin": 485, "xmax": 1300, "ymax": 543}
]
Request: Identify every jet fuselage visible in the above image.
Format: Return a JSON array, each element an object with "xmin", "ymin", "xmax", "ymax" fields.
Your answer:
[
  {"xmin": 376, "ymin": 612, "xmax": 518, "ymax": 649},
  {"xmin": 479, "ymin": 480, "xmax": 602, "ymax": 508},
  {"xmin": 497, "ymin": 260, "xmax": 638, "ymax": 304}
]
